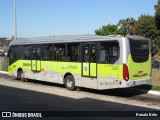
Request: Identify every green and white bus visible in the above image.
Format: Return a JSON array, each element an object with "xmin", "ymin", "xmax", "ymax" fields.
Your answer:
[{"xmin": 8, "ymin": 35, "xmax": 151, "ymax": 90}]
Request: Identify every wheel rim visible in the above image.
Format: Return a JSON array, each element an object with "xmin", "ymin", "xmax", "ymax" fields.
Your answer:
[{"xmin": 67, "ymin": 78, "xmax": 73, "ymax": 88}]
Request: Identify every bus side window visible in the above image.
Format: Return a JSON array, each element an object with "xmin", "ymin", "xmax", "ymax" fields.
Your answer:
[
  {"xmin": 100, "ymin": 42, "xmax": 119, "ymax": 64},
  {"xmin": 67, "ymin": 44, "xmax": 80, "ymax": 62},
  {"xmin": 8, "ymin": 46, "xmax": 17, "ymax": 65},
  {"xmin": 24, "ymin": 46, "xmax": 32, "ymax": 60},
  {"xmin": 16, "ymin": 46, "xmax": 24, "ymax": 59},
  {"xmin": 54, "ymin": 44, "xmax": 65, "ymax": 61},
  {"xmin": 42, "ymin": 44, "xmax": 54, "ymax": 61},
  {"xmin": 100, "ymin": 44, "xmax": 109, "ymax": 63},
  {"xmin": 8, "ymin": 49, "xmax": 14, "ymax": 65},
  {"xmin": 109, "ymin": 45, "xmax": 119, "ymax": 63},
  {"xmin": 91, "ymin": 46, "xmax": 96, "ymax": 63}
]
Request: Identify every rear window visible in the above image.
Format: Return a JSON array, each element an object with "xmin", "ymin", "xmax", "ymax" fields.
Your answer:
[{"xmin": 129, "ymin": 39, "xmax": 149, "ymax": 63}]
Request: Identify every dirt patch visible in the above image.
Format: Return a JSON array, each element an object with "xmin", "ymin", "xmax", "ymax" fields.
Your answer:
[
  {"xmin": 151, "ymin": 69, "xmax": 160, "ymax": 85},
  {"xmin": 153, "ymin": 55, "xmax": 160, "ymax": 61},
  {"xmin": 151, "ymin": 55, "xmax": 160, "ymax": 86}
]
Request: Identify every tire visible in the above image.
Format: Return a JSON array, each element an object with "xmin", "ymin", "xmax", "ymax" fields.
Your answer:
[
  {"xmin": 64, "ymin": 75, "xmax": 76, "ymax": 91},
  {"xmin": 17, "ymin": 70, "xmax": 27, "ymax": 82}
]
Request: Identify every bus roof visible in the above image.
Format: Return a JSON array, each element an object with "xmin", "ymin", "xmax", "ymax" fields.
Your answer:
[
  {"xmin": 9, "ymin": 35, "xmax": 148, "ymax": 47},
  {"xmin": 9, "ymin": 35, "xmax": 124, "ymax": 46},
  {"xmin": 127, "ymin": 35, "xmax": 149, "ymax": 40}
]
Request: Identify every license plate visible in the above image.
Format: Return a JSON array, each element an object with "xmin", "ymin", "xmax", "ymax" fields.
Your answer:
[{"xmin": 138, "ymin": 71, "xmax": 144, "ymax": 77}]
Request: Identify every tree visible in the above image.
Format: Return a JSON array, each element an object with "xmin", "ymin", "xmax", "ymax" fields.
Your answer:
[
  {"xmin": 154, "ymin": 36, "xmax": 160, "ymax": 51},
  {"xmin": 155, "ymin": 0, "xmax": 160, "ymax": 30},
  {"xmin": 118, "ymin": 17, "xmax": 136, "ymax": 35},
  {"xmin": 0, "ymin": 38, "xmax": 12, "ymax": 47},
  {"xmin": 95, "ymin": 24, "xmax": 125, "ymax": 36},
  {"xmin": 133, "ymin": 14, "xmax": 159, "ymax": 39},
  {"xmin": 155, "ymin": 0, "xmax": 160, "ymax": 51}
]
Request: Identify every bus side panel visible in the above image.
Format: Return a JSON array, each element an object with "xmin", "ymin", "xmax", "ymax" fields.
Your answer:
[
  {"xmin": 97, "ymin": 64, "xmax": 121, "ymax": 90},
  {"xmin": 8, "ymin": 60, "xmax": 31, "ymax": 78},
  {"xmin": 43, "ymin": 62, "xmax": 82, "ymax": 85},
  {"xmin": 21, "ymin": 60, "xmax": 32, "ymax": 78},
  {"xmin": 40, "ymin": 61, "xmax": 58, "ymax": 83},
  {"xmin": 8, "ymin": 61, "xmax": 19, "ymax": 76}
]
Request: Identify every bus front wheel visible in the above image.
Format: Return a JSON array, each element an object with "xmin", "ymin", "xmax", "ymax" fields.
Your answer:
[{"xmin": 64, "ymin": 75, "xmax": 76, "ymax": 91}]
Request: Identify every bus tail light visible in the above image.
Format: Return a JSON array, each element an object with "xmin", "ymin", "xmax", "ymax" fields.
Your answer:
[{"xmin": 123, "ymin": 64, "xmax": 129, "ymax": 81}]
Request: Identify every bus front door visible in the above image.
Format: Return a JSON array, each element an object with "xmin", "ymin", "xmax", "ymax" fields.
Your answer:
[
  {"xmin": 82, "ymin": 44, "xmax": 97, "ymax": 78},
  {"xmin": 31, "ymin": 46, "xmax": 41, "ymax": 71}
]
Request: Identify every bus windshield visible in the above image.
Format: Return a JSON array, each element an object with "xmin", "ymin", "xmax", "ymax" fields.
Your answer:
[{"xmin": 129, "ymin": 39, "xmax": 149, "ymax": 63}]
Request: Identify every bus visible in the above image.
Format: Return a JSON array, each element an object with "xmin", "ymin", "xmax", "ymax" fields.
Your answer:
[{"xmin": 8, "ymin": 35, "xmax": 151, "ymax": 90}]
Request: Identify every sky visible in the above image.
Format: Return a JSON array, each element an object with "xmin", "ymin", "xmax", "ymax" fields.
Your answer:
[{"xmin": 0, "ymin": 0, "xmax": 158, "ymax": 38}]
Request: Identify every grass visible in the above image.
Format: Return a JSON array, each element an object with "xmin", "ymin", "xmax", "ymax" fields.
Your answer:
[
  {"xmin": 150, "ymin": 68, "xmax": 160, "ymax": 91},
  {"xmin": 153, "ymin": 54, "xmax": 160, "ymax": 61},
  {"xmin": 151, "ymin": 85, "xmax": 160, "ymax": 91},
  {"xmin": 136, "ymin": 84, "xmax": 160, "ymax": 91},
  {"xmin": 0, "ymin": 57, "xmax": 8, "ymax": 71}
]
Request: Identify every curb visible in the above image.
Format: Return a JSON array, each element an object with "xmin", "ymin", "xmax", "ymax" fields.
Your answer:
[
  {"xmin": 0, "ymin": 71, "xmax": 8, "ymax": 75},
  {"xmin": 0, "ymin": 71, "xmax": 160, "ymax": 96},
  {"xmin": 148, "ymin": 90, "xmax": 160, "ymax": 96},
  {"xmin": 133, "ymin": 88, "xmax": 160, "ymax": 96}
]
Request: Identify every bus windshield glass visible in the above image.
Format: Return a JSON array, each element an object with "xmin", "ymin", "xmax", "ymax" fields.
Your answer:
[{"xmin": 129, "ymin": 39, "xmax": 149, "ymax": 63}]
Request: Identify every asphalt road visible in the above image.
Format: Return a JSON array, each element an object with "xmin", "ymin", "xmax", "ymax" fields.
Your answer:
[
  {"xmin": 0, "ymin": 73, "xmax": 159, "ymax": 119},
  {"xmin": 0, "ymin": 84, "xmax": 157, "ymax": 111}
]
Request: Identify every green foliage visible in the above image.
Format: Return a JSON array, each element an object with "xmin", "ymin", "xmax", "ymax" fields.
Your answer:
[
  {"xmin": 133, "ymin": 15, "xmax": 159, "ymax": 39},
  {"xmin": 95, "ymin": 13, "xmax": 160, "ymax": 52},
  {"xmin": 154, "ymin": 36, "xmax": 160, "ymax": 52},
  {"xmin": 95, "ymin": 24, "xmax": 125, "ymax": 36},
  {"xmin": 118, "ymin": 17, "xmax": 136, "ymax": 35},
  {"xmin": 0, "ymin": 38, "xmax": 12, "ymax": 47},
  {"xmin": 136, "ymin": 85, "xmax": 160, "ymax": 91},
  {"xmin": 155, "ymin": 0, "xmax": 160, "ymax": 30}
]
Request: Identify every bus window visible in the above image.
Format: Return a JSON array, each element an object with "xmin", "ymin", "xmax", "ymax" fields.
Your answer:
[
  {"xmin": 66, "ymin": 44, "xmax": 80, "ymax": 62},
  {"xmin": 37, "ymin": 47, "xmax": 41, "ymax": 60},
  {"xmin": 100, "ymin": 42, "xmax": 119, "ymax": 64},
  {"xmin": 54, "ymin": 44, "xmax": 65, "ymax": 61},
  {"xmin": 91, "ymin": 46, "xmax": 96, "ymax": 63},
  {"xmin": 24, "ymin": 46, "xmax": 32, "ymax": 60},
  {"xmin": 109, "ymin": 45, "xmax": 119, "ymax": 63},
  {"xmin": 83, "ymin": 46, "xmax": 89, "ymax": 62},
  {"xmin": 100, "ymin": 44, "xmax": 109, "ymax": 63},
  {"xmin": 8, "ymin": 46, "xmax": 16, "ymax": 65},
  {"xmin": 16, "ymin": 46, "xmax": 24, "ymax": 59},
  {"xmin": 129, "ymin": 39, "xmax": 149, "ymax": 63},
  {"xmin": 42, "ymin": 44, "xmax": 53, "ymax": 60}
]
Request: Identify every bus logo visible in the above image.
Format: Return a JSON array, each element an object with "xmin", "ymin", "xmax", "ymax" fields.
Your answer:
[{"xmin": 133, "ymin": 71, "xmax": 148, "ymax": 77}]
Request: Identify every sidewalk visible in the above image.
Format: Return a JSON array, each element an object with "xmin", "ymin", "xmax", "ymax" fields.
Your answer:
[{"xmin": 0, "ymin": 71, "xmax": 160, "ymax": 96}]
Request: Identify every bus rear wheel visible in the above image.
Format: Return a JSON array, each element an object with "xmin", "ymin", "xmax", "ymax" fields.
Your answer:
[{"xmin": 64, "ymin": 75, "xmax": 76, "ymax": 91}]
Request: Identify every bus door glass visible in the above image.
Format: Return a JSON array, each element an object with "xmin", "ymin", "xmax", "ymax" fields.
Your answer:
[
  {"xmin": 31, "ymin": 46, "xmax": 41, "ymax": 71},
  {"xmin": 82, "ymin": 44, "xmax": 97, "ymax": 77}
]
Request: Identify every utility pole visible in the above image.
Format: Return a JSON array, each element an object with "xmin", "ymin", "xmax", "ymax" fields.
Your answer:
[{"xmin": 14, "ymin": 0, "xmax": 17, "ymax": 40}]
